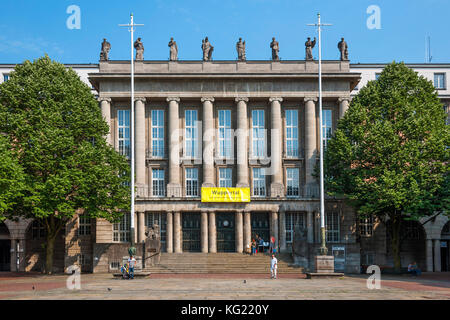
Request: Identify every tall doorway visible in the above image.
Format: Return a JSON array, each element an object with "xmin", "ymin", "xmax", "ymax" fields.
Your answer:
[
  {"xmin": 0, "ymin": 223, "xmax": 10, "ymax": 271},
  {"xmin": 216, "ymin": 213, "xmax": 235, "ymax": 252},
  {"xmin": 182, "ymin": 212, "xmax": 201, "ymax": 252},
  {"xmin": 251, "ymin": 212, "xmax": 270, "ymax": 242},
  {"xmin": 441, "ymin": 222, "xmax": 450, "ymax": 272}
]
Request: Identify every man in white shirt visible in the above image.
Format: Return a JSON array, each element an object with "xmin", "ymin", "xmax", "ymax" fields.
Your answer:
[
  {"xmin": 270, "ymin": 254, "xmax": 278, "ymax": 279},
  {"xmin": 127, "ymin": 255, "xmax": 137, "ymax": 280}
]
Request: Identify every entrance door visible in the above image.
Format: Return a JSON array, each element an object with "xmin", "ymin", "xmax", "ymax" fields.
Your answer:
[
  {"xmin": 182, "ymin": 213, "xmax": 201, "ymax": 252},
  {"xmin": 251, "ymin": 212, "xmax": 270, "ymax": 242},
  {"xmin": 216, "ymin": 213, "xmax": 235, "ymax": 252},
  {"xmin": 0, "ymin": 240, "xmax": 11, "ymax": 272}
]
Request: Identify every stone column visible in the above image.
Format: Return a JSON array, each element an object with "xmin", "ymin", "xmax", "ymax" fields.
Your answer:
[
  {"xmin": 307, "ymin": 211, "xmax": 314, "ymax": 243},
  {"xmin": 134, "ymin": 212, "xmax": 138, "ymax": 244},
  {"xmin": 201, "ymin": 211, "xmax": 209, "ymax": 253},
  {"xmin": 270, "ymin": 211, "xmax": 279, "ymax": 251},
  {"xmin": 235, "ymin": 211, "xmax": 244, "ymax": 253},
  {"xmin": 269, "ymin": 97, "xmax": 284, "ymax": 197},
  {"xmin": 338, "ymin": 97, "xmax": 350, "ymax": 119},
  {"xmin": 243, "ymin": 212, "xmax": 251, "ymax": 251},
  {"xmin": 138, "ymin": 212, "xmax": 145, "ymax": 244},
  {"xmin": 426, "ymin": 239, "xmax": 433, "ymax": 272},
  {"xmin": 304, "ymin": 97, "xmax": 318, "ymax": 191},
  {"xmin": 434, "ymin": 239, "xmax": 442, "ymax": 272},
  {"xmin": 208, "ymin": 211, "xmax": 217, "ymax": 253},
  {"xmin": 135, "ymin": 98, "xmax": 147, "ymax": 190},
  {"xmin": 174, "ymin": 211, "xmax": 182, "ymax": 253},
  {"xmin": 279, "ymin": 209, "xmax": 286, "ymax": 252},
  {"xmin": 236, "ymin": 97, "xmax": 249, "ymax": 187},
  {"xmin": 98, "ymin": 97, "xmax": 112, "ymax": 145},
  {"xmin": 201, "ymin": 97, "xmax": 215, "ymax": 187},
  {"xmin": 167, "ymin": 97, "xmax": 182, "ymax": 197},
  {"xmin": 166, "ymin": 212, "xmax": 173, "ymax": 253}
]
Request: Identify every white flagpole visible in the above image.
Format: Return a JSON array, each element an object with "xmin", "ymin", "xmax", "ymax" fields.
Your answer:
[
  {"xmin": 119, "ymin": 14, "xmax": 144, "ymax": 247},
  {"xmin": 308, "ymin": 13, "xmax": 332, "ymax": 255}
]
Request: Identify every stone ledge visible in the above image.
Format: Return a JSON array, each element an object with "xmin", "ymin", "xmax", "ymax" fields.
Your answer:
[{"xmin": 306, "ymin": 272, "xmax": 344, "ymax": 279}]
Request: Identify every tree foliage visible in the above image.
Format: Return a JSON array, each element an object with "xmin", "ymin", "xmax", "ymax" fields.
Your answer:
[
  {"xmin": 0, "ymin": 55, "xmax": 130, "ymax": 272},
  {"xmin": 324, "ymin": 62, "xmax": 449, "ymax": 271}
]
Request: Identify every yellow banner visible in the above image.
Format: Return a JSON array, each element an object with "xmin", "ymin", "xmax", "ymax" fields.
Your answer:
[{"xmin": 201, "ymin": 187, "xmax": 251, "ymax": 203}]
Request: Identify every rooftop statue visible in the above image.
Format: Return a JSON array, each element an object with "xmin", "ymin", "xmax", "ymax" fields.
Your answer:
[
  {"xmin": 270, "ymin": 37, "xmax": 280, "ymax": 61},
  {"xmin": 134, "ymin": 37, "xmax": 144, "ymax": 61},
  {"xmin": 236, "ymin": 38, "xmax": 246, "ymax": 61},
  {"xmin": 202, "ymin": 37, "xmax": 214, "ymax": 61},
  {"xmin": 100, "ymin": 38, "xmax": 111, "ymax": 61},
  {"xmin": 338, "ymin": 37, "xmax": 349, "ymax": 61},
  {"xmin": 168, "ymin": 37, "xmax": 178, "ymax": 61},
  {"xmin": 305, "ymin": 37, "xmax": 316, "ymax": 61}
]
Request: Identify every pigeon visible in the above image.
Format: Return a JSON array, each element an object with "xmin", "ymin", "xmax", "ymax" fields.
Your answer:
[
  {"xmin": 107, "ymin": 288, "xmax": 112, "ymax": 291},
  {"xmin": 32, "ymin": 286, "xmax": 35, "ymax": 290},
  {"xmin": 243, "ymin": 280, "xmax": 246, "ymax": 284}
]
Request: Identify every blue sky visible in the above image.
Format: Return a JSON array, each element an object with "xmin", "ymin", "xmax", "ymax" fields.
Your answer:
[{"xmin": 0, "ymin": 0, "xmax": 449, "ymax": 63}]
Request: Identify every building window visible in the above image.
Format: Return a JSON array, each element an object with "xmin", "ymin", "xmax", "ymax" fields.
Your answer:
[
  {"xmin": 402, "ymin": 220, "xmax": 422, "ymax": 240},
  {"xmin": 218, "ymin": 109, "xmax": 232, "ymax": 158},
  {"xmin": 252, "ymin": 110, "xmax": 265, "ymax": 157},
  {"xmin": 285, "ymin": 109, "xmax": 299, "ymax": 158},
  {"xmin": 434, "ymin": 73, "xmax": 446, "ymax": 89},
  {"xmin": 151, "ymin": 110, "xmax": 164, "ymax": 158},
  {"xmin": 219, "ymin": 167, "xmax": 232, "ymax": 188},
  {"xmin": 31, "ymin": 220, "xmax": 46, "ymax": 240},
  {"xmin": 185, "ymin": 168, "xmax": 199, "ymax": 197},
  {"xmin": 78, "ymin": 254, "xmax": 87, "ymax": 266},
  {"xmin": 110, "ymin": 261, "xmax": 120, "ymax": 270},
  {"xmin": 322, "ymin": 109, "xmax": 333, "ymax": 150},
  {"xmin": 145, "ymin": 212, "xmax": 167, "ymax": 251},
  {"xmin": 285, "ymin": 213, "xmax": 305, "ymax": 244},
  {"xmin": 286, "ymin": 168, "xmax": 300, "ymax": 197},
  {"xmin": 3, "ymin": 74, "xmax": 9, "ymax": 82},
  {"xmin": 326, "ymin": 212, "xmax": 340, "ymax": 243},
  {"xmin": 252, "ymin": 168, "xmax": 266, "ymax": 197},
  {"xmin": 78, "ymin": 215, "xmax": 91, "ymax": 236},
  {"xmin": 185, "ymin": 110, "xmax": 198, "ymax": 158},
  {"xmin": 359, "ymin": 216, "xmax": 374, "ymax": 237},
  {"xmin": 117, "ymin": 109, "xmax": 131, "ymax": 158},
  {"xmin": 113, "ymin": 213, "xmax": 130, "ymax": 242},
  {"xmin": 361, "ymin": 252, "xmax": 375, "ymax": 266},
  {"xmin": 152, "ymin": 169, "xmax": 165, "ymax": 197}
]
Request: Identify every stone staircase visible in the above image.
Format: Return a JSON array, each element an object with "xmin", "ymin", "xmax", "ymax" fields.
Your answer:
[{"xmin": 141, "ymin": 252, "xmax": 304, "ymax": 274}]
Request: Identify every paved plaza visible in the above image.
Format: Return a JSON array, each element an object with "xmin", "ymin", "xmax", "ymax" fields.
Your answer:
[{"xmin": 0, "ymin": 272, "xmax": 449, "ymax": 300}]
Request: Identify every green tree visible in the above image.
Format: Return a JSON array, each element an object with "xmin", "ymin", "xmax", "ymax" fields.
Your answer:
[
  {"xmin": 0, "ymin": 56, "xmax": 130, "ymax": 273},
  {"xmin": 0, "ymin": 134, "xmax": 25, "ymax": 221},
  {"xmin": 324, "ymin": 62, "xmax": 449, "ymax": 272}
]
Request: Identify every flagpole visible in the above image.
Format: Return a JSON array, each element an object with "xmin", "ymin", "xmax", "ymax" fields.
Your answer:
[{"xmin": 120, "ymin": 14, "xmax": 144, "ymax": 247}]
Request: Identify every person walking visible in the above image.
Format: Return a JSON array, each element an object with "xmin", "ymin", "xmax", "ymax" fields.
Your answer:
[
  {"xmin": 128, "ymin": 254, "xmax": 136, "ymax": 280},
  {"xmin": 270, "ymin": 254, "xmax": 278, "ymax": 279}
]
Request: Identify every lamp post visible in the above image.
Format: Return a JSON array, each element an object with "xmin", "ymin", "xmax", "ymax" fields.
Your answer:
[
  {"xmin": 308, "ymin": 13, "xmax": 332, "ymax": 256},
  {"xmin": 119, "ymin": 14, "xmax": 144, "ymax": 248}
]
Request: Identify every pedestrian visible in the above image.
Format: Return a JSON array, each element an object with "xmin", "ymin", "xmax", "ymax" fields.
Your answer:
[
  {"xmin": 128, "ymin": 254, "xmax": 136, "ymax": 279},
  {"xmin": 270, "ymin": 254, "xmax": 278, "ymax": 279},
  {"xmin": 251, "ymin": 238, "xmax": 257, "ymax": 255},
  {"xmin": 258, "ymin": 236, "xmax": 264, "ymax": 254}
]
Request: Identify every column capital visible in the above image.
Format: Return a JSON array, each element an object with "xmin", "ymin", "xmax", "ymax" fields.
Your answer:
[
  {"xmin": 269, "ymin": 97, "xmax": 283, "ymax": 103},
  {"xmin": 201, "ymin": 97, "xmax": 215, "ymax": 103},
  {"xmin": 97, "ymin": 97, "xmax": 111, "ymax": 103},
  {"xmin": 235, "ymin": 97, "xmax": 249, "ymax": 103},
  {"xmin": 304, "ymin": 96, "xmax": 318, "ymax": 103},
  {"xmin": 166, "ymin": 96, "xmax": 180, "ymax": 103},
  {"xmin": 338, "ymin": 96, "xmax": 352, "ymax": 103},
  {"xmin": 135, "ymin": 97, "xmax": 147, "ymax": 103}
]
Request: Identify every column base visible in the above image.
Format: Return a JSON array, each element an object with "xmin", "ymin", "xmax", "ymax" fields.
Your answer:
[
  {"xmin": 167, "ymin": 183, "xmax": 182, "ymax": 198},
  {"xmin": 315, "ymin": 255, "xmax": 335, "ymax": 273},
  {"xmin": 270, "ymin": 183, "xmax": 285, "ymax": 198}
]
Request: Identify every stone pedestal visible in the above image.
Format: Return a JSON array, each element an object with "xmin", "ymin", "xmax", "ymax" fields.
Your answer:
[{"xmin": 315, "ymin": 255, "xmax": 334, "ymax": 273}]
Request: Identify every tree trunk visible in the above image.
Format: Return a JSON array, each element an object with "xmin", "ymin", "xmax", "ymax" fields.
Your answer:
[
  {"xmin": 390, "ymin": 214, "xmax": 402, "ymax": 273},
  {"xmin": 45, "ymin": 234, "xmax": 56, "ymax": 274}
]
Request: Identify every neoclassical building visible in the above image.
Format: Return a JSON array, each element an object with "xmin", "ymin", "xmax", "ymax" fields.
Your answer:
[{"xmin": 0, "ymin": 60, "xmax": 448, "ymax": 274}]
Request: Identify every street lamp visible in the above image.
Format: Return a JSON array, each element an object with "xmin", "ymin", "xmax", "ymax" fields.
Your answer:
[
  {"xmin": 119, "ymin": 14, "xmax": 144, "ymax": 248},
  {"xmin": 308, "ymin": 13, "xmax": 332, "ymax": 256}
]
